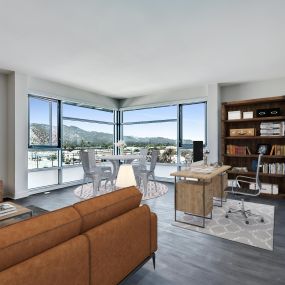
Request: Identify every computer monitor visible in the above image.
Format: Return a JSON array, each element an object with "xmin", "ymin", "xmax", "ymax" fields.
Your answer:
[{"xmin": 193, "ymin": 141, "xmax": 203, "ymax": 162}]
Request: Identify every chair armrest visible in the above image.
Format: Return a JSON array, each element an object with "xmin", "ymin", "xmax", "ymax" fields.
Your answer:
[
  {"xmin": 236, "ymin": 175, "xmax": 256, "ymax": 185},
  {"xmin": 236, "ymin": 175, "xmax": 256, "ymax": 181}
]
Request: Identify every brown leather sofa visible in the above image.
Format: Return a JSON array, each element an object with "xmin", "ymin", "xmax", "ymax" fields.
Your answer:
[{"xmin": 0, "ymin": 186, "xmax": 157, "ymax": 285}]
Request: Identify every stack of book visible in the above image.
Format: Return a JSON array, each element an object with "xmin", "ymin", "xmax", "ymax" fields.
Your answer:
[
  {"xmin": 270, "ymin": 145, "xmax": 285, "ymax": 155},
  {"xmin": 262, "ymin": 163, "xmax": 285, "ymax": 175},
  {"xmin": 0, "ymin": 203, "xmax": 16, "ymax": 216},
  {"xmin": 260, "ymin": 121, "xmax": 285, "ymax": 136},
  {"xmin": 226, "ymin": 145, "xmax": 251, "ymax": 155}
]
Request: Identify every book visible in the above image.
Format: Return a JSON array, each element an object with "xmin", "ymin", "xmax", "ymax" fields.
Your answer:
[
  {"xmin": 0, "ymin": 203, "xmax": 16, "ymax": 214},
  {"xmin": 0, "ymin": 208, "xmax": 17, "ymax": 217},
  {"xmin": 246, "ymin": 146, "xmax": 251, "ymax": 155},
  {"xmin": 270, "ymin": 145, "xmax": 275, "ymax": 155}
]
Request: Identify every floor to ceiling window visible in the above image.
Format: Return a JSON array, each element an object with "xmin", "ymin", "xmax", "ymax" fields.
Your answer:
[
  {"xmin": 122, "ymin": 105, "xmax": 177, "ymax": 162},
  {"xmin": 62, "ymin": 103, "xmax": 114, "ymax": 165},
  {"xmin": 28, "ymin": 96, "xmax": 115, "ymax": 189},
  {"xmin": 122, "ymin": 102, "xmax": 207, "ymax": 179},
  {"xmin": 61, "ymin": 103, "xmax": 114, "ymax": 183},
  {"xmin": 28, "ymin": 95, "xmax": 207, "ymax": 190},
  {"xmin": 178, "ymin": 102, "xmax": 207, "ymax": 164},
  {"xmin": 28, "ymin": 96, "xmax": 60, "ymax": 188}
]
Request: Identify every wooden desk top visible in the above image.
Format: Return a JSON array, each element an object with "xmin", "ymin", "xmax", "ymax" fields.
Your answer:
[{"xmin": 170, "ymin": 165, "xmax": 231, "ymax": 180}]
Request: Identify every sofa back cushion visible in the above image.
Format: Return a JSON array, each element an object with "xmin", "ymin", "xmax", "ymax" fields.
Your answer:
[
  {"xmin": 0, "ymin": 206, "xmax": 81, "ymax": 271},
  {"xmin": 73, "ymin": 186, "xmax": 142, "ymax": 233},
  {"xmin": 85, "ymin": 204, "xmax": 151, "ymax": 285},
  {"xmin": 0, "ymin": 235, "xmax": 89, "ymax": 285}
]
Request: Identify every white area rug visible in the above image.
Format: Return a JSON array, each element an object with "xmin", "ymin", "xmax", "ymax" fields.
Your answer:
[
  {"xmin": 172, "ymin": 199, "xmax": 275, "ymax": 251},
  {"xmin": 74, "ymin": 181, "xmax": 168, "ymax": 201}
]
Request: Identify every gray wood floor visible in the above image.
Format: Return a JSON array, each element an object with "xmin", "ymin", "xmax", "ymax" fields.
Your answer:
[{"xmin": 16, "ymin": 183, "xmax": 285, "ymax": 285}]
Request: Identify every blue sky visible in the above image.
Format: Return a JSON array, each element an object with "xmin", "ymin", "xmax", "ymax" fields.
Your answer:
[
  {"xmin": 30, "ymin": 97, "xmax": 205, "ymax": 141},
  {"xmin": 123, "ymin": 104, "xmax": 205, "ymax": 141}
]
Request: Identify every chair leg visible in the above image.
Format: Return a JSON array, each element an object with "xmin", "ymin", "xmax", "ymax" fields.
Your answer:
[
  {"xmin": 92, "ymin": 176, "xmax": 101, "ymax": 197},
  {"xmin": 80, "ymin": 175, "xmax": 87, "ymax": 197},
  {"xmin": 141, "ymin": 173, "xmax": 148, "ymax": 196},
  {"xmin": 151, "ymin": 172, "xmax": 157, "ymax": 191},
  {"xmin": 225, "ymin": 198, "xmax": 264, "ymax": 224}
]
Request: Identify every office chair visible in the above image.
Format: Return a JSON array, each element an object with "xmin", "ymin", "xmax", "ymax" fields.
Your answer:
[{"xmin": 225, "ymin": 153, "xmax": 264, "ymax": 225}]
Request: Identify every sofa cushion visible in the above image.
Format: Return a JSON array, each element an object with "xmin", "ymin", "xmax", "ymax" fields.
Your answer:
[
  {"xmin": 0, "ymin": 206, "xmax": 81, "ymax": 271},
  {"xmin": 0, "ymin": 235, "xmax": 89, "ymax": 285},
  {"xmin": 73, "ymin": 186, "xmax": 142, "ymax": 233},
  {"xmin": 85, "ymin": 205, "xmax": 151, "ymax": 285}
]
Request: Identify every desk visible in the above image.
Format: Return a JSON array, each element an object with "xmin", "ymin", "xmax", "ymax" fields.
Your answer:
[
  {"xmin": 171, "ymin": 165, "xmax": 231, "ymax": 228},
  {"xmin": 99, "ymin": 155, "xmax": 143, "ymax": 182}
]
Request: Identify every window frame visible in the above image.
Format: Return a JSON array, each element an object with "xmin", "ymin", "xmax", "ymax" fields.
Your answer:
[
  {"xmin": 121, "ymin": 105, "xmax": 178, "ymax": 143},
  {"xmin": 28, "ymin": 95, "xmax": 61, "ymax": 149},
  {"xmin": 28, "ymin": 96, "xmax": 115, "ymax": 189},
  {"xmin": 61, "ymin": 102, "xmax": 115, "ymax": 162},
  {"xmin": 178, "ymin": 101, "xmax": 207, "ymax": 148}
]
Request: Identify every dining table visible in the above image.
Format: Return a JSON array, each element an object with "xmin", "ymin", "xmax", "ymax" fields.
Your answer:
[{"xmin": 99, "ymin": 154, "xmax": 143, "ymax": 183}]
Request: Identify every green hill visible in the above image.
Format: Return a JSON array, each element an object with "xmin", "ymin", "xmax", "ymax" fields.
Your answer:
[{"xmin": 31, "ymin": 123, "xmax": 192, "ymax": 148}]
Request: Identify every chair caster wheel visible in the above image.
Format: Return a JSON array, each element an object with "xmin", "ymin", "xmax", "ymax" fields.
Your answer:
[
  {"xmin": 245, "ymin": 220, "xmax": 249, "ymax": 225},
  {"xmin": 261, "ymin": 218, "xmax": 264, "ymax": 223},
  {"xmin": 225, "ymin": 215, "xmax": 228, "ymax": 218}
]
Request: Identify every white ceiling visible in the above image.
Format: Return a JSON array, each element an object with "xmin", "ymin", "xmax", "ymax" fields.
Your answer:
[{"xmin": 1, "ymin": 0, "xmax": 285, "ymax": 98}]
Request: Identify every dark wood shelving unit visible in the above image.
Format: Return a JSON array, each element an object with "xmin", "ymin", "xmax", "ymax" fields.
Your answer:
[
  {"xmin": 224, "ymin": 136, "xmax": 285, "ymax": 140},
  {"xmin": 221, "ymin": 96, "xmax": 285, "ymax": 199},
  {"xmin": 227, "ymin": 170, "xmax": 285, "ymax": 178},
  {"xmin": 223, "ymin": 154, "xmax": 285, "ymax": 159},
  {"xmin": 222, "ymin": 116, "xmax": 285, "ymax": 123}
]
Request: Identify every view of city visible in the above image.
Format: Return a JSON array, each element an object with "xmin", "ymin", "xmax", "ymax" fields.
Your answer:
[{"xmin": 28, "ymin": 123, "xmax": 185, "ymax": 169}]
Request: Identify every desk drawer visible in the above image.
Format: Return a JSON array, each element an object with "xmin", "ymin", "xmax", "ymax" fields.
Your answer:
[
  {"xmin": 176, "ymin": 180, "xmax": 213, "ymax": 216},
  {"xmin": 212, "ymin": 173, "xmax": 228, "ymax": 199}
]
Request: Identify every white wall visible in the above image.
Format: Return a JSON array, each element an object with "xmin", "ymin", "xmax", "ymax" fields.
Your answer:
[
  {"xmin": 28, "ymin": 76, "xmax": 119, "ymax": 109},
  {"xmin": 4, "ymin": 72, "xmax": 120, "ymax": 199},
  {"xmin": 0, "ymin": 74, "xmax": 8, "ymax": 193},
  {"xmin": 120, "ymin": 84, "xmax": 220, "ymax": 163},
  {"xmin": 7, "ymin": 72, "xmax": 29, "ymax": 199},
  {"xmin": 5, "ymin": 70, "xmax": 285, "ymax": 198},
  {"xmin": 120, "ymin": 85, "xmax": 207, "ymax": 108},
  {"xmin": 207, "ymin": 84, "xmax": 219, "ymax": 163},
  {"xmin": 221, "ymin": 77, "xmax": 285, "ymax": 102}
]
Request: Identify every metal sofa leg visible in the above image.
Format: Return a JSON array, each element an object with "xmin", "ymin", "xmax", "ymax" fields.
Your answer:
[{"xmin": 152, "ymin": 253, "xmax": 156, "ymax": 270}]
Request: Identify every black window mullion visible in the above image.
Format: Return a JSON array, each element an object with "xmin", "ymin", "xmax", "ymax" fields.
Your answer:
[{"xmin": 49, "ymin": 101, "xmax": 52, "ymax": 145}]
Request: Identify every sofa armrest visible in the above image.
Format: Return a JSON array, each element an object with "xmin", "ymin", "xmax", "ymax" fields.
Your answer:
[{"xmin": 150, "ymin": 212, "xmax": 157, "ymax": 253}]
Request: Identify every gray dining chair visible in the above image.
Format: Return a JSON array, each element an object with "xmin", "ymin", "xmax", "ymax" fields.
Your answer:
[
  {"xmin": 135, "ymin": 150, "xmax": 159, "ymax": 195},
  {"xmin": 132, "ymin": 148, "xmax": 148, "ymax": 170},
  {"xmin": 224, "ymin": 153, "xmax": 264, "ymax": 225},
  {"xmin": 80, "ymin": 149, "xmax": 113, "ymax": 196}
]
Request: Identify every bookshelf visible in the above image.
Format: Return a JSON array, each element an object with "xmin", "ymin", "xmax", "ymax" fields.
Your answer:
[
  {"xmin": 221, "ymin": 96, "xmax": 285, "ymax": 198},
  {"xmin": 0, "ymin": 180, "xmax": 3, "ymax": 202}
]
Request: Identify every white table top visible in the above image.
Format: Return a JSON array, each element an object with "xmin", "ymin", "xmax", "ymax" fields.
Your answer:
[{"xmin": 99, "ymin": 154, "xmax": 143, "ymax": 160}]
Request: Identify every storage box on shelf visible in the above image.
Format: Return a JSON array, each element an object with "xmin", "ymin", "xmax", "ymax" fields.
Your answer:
[{"xmin": 221, "ymin": 96, "xmax": 285, "ymax": 199}]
